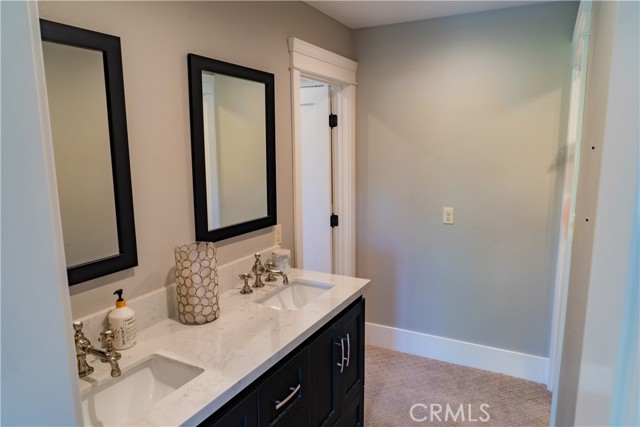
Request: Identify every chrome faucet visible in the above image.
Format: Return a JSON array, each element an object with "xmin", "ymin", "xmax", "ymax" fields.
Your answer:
[
  {"xmin": 74, "ymin": 321, "xmax": 94, "ymax": 377},
  {"xmin": 73, "ymin": 321, "xmax": 122, "ymax": 378},
  {"xmin": 264, "ymin": 261, "xmax": 289, "ymax": 285},
  {"xmin": 251, "ymin": 253, "xmax": 266, "ymax": 288}
]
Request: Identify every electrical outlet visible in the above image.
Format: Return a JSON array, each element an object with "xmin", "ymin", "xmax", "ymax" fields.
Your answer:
[
  {"xmin": 443, "ymin": 207, "xmax": 454, "ymax": 224},
  {"xmin": 274, "ymin": 224, "xmax": 282, "ymax": 245}
]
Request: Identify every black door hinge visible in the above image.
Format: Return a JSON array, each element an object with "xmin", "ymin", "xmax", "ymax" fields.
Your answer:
[
  {"xmin": 329, "ymin": 114, "xmax": 338, "ymax": 128},
  {"xmin": 330, "ymin": 213, "xmax": 339, "ymax": 228}
]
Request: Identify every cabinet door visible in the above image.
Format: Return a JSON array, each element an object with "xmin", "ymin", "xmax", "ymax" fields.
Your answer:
[
  {"xmin": 258, "ymin": 348, "xmax": 309, "ymax": 427},
  {"xmin": 202, "ymin": 391, "xmax": 258, "ymax": 427},
  {"xmin": 286, "ymin": 405, "xmax": 309, "ymax": 427},
  {"xmin": 334, "ymin": 392, "xmax": 363, "ymax": 427},
  {"xmin": 308, "ymin": 324, "xmax": 340, "ymax": 427},
  {"xmin": 337, "ymin": 299, "xmax": 364, "ymax": 408}
]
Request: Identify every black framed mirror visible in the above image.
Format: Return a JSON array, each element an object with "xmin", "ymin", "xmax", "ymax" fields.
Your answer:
[
  {"xmin": 40, "ymin": 19, "xmax": 137, "ymax": 285},
  {"xmin": 188, "ymin": 54, "xmax": 276, "ymax": 242}
]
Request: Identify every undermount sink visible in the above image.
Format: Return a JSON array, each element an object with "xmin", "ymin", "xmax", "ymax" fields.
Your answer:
[
  {"xmin": 255, "ymin": 278, "xmax": 334, "ymax": 310},
  {"xmin": 81, "ymin": 354, "xmax": 204, "ymax": 426}
]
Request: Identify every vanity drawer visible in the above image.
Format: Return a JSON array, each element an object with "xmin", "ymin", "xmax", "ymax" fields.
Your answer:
[{"xmin": 257, "ymin": 348, "xmax": 309, "ymax": 427}]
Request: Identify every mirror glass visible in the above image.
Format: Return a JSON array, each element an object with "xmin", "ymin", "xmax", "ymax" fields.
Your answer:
[
  {"xmin": 189, "ymin": 54, "xmax": 276, "ymax": 242},
  {"xmin": 42, "ymin": 41, "xmax": 119, "ymax": 267},
  {"xmin": 41, "ymin": 20, "xmax": 137, "ymax": 285},
  {"xmin": 201, "ymin": 71, "xmax": 267, "ymax": 229}
]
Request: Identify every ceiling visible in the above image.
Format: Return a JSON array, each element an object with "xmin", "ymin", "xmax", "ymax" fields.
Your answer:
[{"xmin": 305, "ymin": 1, "xmax": 547, "ymax": 29}]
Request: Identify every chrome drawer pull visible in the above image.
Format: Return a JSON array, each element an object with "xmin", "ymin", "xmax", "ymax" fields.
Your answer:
[
  {"xmin": 346, "ymin": 333, "xmax": 351, "ymax": 367},
  {"xmin": 336, "ymin": 337, "xmax": 345, "ymax": 373},
  {"xmin": 274, "ymin": 383, "xmax": 301, "ymax": 410}
]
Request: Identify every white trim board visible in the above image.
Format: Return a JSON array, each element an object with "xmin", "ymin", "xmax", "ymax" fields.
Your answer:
[
  {"xmin": 366, "ymin": 322, "xmax": 549, "ymax": 386},
  {"xmin": 288, "ymin": 37, "xmax": 357, "ymax": 85}
]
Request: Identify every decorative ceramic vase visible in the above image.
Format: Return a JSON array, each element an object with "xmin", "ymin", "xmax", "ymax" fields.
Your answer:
[{"xmin": 174, "ymin": 242, "xmax": 220, "ymax": 325}]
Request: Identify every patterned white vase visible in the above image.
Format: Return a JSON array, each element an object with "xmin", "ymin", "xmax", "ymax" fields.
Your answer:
[{"xmin": 174, "ymin": 242, "xmax": 220, "ymax": 325}]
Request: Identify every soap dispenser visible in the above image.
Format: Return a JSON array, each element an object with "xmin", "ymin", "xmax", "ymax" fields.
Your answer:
[{"xmin": 108, "ymin": 289, "xmax": 136, "ymax": 350}]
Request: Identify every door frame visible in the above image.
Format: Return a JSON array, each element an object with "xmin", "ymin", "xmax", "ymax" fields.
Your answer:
[
  {"xmin": 548, "ymin": 0, "xmax": 591, "ymax": 393},
  {"xmin": 288, "ymin": 38, "xmax": 358, "ymax": 275}
]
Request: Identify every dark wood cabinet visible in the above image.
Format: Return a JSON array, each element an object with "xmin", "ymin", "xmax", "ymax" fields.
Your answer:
[
  {"xmin": 309, "ymin": 299, "xmax": 365, "ymax": 427},
  {"xmin": 258, "ymin": 349, "xmax": 309, "ymax": 427},
  {"xmin": 308, "ymin": 323, "xmax": 340, "ymax": 426},
  {"xmin": 205, "ymin": 391, "xmax": 258, "ymax": 427},
  {"xmin": 334, "ymin": 393, "xmax": 364, "ymax": 427},
  {"xmin": 198, "ymin": 298, "xmax": 364, "ymax": 427},
  {"xmin": 286, "ymin": 405, "xmax": 310, "ymax": 427},
  {"xmin": 337, "ymin": 300, "xmax": 365, "ymax": 410}
]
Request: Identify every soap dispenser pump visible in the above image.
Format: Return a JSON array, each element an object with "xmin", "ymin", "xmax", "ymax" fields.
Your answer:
[{"xmin": 108, "ymin": 289, "xmax": 136, "ymax": 350}]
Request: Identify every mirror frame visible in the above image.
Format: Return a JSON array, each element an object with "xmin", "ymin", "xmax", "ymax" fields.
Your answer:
[
  {"xmin": 41, "ymin": 19, "xmax": 138, "ymax": 285},
  {"xmin": 187, "ymin": 54, "xmax": 276, "ymax": 242}
]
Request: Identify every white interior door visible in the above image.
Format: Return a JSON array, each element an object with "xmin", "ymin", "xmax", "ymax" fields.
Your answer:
[{"xmin": 300, "ymin": 82, "xmax": 332, "ymax": 273}]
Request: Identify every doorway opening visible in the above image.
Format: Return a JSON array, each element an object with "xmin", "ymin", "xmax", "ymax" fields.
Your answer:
[{"xmin": 288, "ymin": 37, "xmax": 358, "ymax": 276}]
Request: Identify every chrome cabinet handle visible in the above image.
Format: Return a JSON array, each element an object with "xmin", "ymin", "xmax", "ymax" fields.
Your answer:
[
  {"xmin": 275, "ymin": 383, "xmax": 301, "ymax": 410},
  {"xmin": 346, "ymin": 333, "xmax": 351, "ymax": 367},
  {"xmin": 336, "ymin": 337, "xmax": 345, "ymax": 373}
]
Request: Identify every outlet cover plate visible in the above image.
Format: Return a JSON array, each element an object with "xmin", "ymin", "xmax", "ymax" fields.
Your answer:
[
  {"xmin": 274, "ymin": 224, "xmax": 282, "ymax": 244},
  {"xmin": 443, "ymin": 207, "xmax": 454, "ymax": 224}
]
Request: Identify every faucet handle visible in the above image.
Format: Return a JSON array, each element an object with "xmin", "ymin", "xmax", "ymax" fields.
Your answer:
[
  {"xmin": 73, "ymin": 320, "xmax": 84, "ymax": 332},
  {"xmin": 239, "ymin": 273, "xmax": 253, "ymax": 294},
  {"xmin": 73, "ymin": 321, "xmax": 87, "ymax": 338},
  {"xmin": 99, "ymin": 329, "xmax": 115, "ymax": 343},
  {"xmin": 73, "ymin": 321, "xmax": 91, "ymax": 347},
  {"xmin": 99, "ymin": 330, "xmax": 122, "ymax": 360}
]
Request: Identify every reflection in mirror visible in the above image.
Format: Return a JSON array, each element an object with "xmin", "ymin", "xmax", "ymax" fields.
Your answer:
[
  {"xmin": 41, "ymin": 20, "xmax": 137, "ymax": 285},
  {"xmin": 42, "ymin": 41, "xmax": 119, "ymax": 267},
  {"xmin": 188, "ymin": 54, "xmax": 276, "ymax": 242},
  {"xmin": 201, "ymin": 72, "xmax": 267, "ymax": 229}
]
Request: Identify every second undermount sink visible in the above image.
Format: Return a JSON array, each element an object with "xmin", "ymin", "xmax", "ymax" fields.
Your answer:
[
  {"xmin": 255, "ymin": 278, "xmax": 334, "ymax": 310},
  {"xmin": 81, "ymin": 354, "xmax": 204, "ymax": 426}
]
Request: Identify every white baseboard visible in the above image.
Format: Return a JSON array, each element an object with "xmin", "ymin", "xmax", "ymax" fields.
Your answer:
[{"xmin": 365, "ymin": 322, "xmax": 549, "ymax": 386}]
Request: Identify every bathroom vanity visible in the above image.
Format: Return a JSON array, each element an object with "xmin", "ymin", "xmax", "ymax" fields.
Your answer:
[
  {"xmin": 76, "ymin": 268, "xmax": 370, "ymax": 426},
  {"xmin": 200, "ymin": 298, "xmax": 364, "ymax": 427},
  {"xmin": 202, "ymin": 298, "xmax": 364, "ymax": 427}
]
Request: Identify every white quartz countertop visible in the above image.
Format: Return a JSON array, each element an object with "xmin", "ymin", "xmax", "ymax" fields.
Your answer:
[{"xmin": 79, "ymin": 269, "xmax": 370, "ymax": 426}]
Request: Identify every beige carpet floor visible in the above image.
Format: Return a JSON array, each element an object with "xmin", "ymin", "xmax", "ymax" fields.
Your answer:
[{"xmin": 364, "ymin": 345, "xmax": 551, "ymax": 427}]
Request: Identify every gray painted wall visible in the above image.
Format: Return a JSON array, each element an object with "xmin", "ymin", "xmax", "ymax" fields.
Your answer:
[{"xmin": 354, "ymin": 2, "xmax": 577, "ymax": 357}]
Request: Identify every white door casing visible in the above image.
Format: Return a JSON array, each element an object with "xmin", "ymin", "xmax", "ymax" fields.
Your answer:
[
  {"xmin": 548, "ymin": 0, "xmax": 591, "ymax": 394},
  {"xmin": 289, "ymin": 38, "xmax": 358, "ymax": 276},
  {"xmin": 2, "ymin": 1, "xmax": 82, "ymax": 423}
]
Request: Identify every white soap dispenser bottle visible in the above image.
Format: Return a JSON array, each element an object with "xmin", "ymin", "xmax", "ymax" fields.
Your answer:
[{"xmin": 108, "ymin": 289, "xmax": 136, "ymax": 350}]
